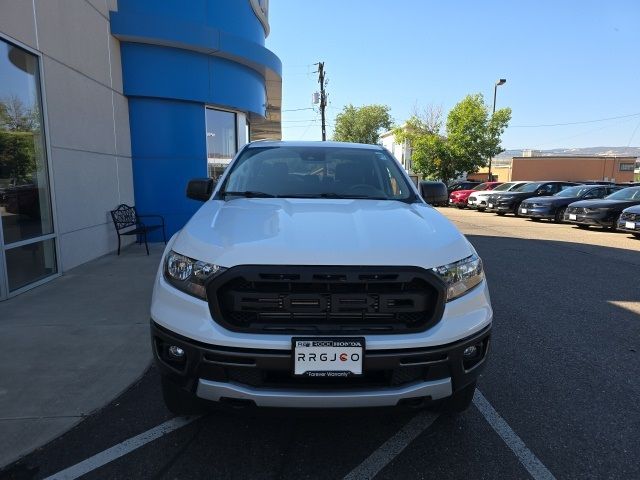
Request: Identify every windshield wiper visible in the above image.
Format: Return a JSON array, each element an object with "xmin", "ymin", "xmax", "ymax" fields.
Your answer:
[
  {"xmin": 281, "ymin": 193, "xmax": 390, "ymax": 200},
  {"xmin": 223, "ymin": 190, "xmax": 277, "ymax": 198}
]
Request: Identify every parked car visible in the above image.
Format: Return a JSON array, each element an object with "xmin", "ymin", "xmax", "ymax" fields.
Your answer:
[
  {"xmin": 151, "ymin": 141, "xmax": 492, "ymax": 414},
  {"xmin": 447, "ymin": 180, "xmax": 482, "ymax": 196},
  {"xmin": 518, "ymin": 184, "xmax": 621, "ymax": 223},
  {"xmin": 467, "ymin": 181, "xmax": 530, "ymax": 211},
  {"xmin": 564, "ymin": 186, "xmax": 640, "ymax": 230},
  {"xmin": 419, "ymin": 180, "xmax": 448, "ymax": 206},
  {"xmin": 617, "ymin": 205, "xmax": 640, "ymax": 237},
  {"xmin": 449, "ymin": 181, "xmax": 502, "ymax": 209},
  {"xmin": 486, "ymin": 181, "xmax": 581, "ymax": 216}
]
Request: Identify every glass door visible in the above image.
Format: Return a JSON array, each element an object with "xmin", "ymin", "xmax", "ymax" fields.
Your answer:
[{"xmin": 0, "ymin": 37, "xmax": 57, "ymax": 299}]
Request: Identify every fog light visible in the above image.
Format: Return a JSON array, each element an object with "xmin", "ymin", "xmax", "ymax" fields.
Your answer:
[
  {"xmin": 463, "ymin": 345, "xmax": 478, "ymax": 358},
  {"xmin": 168, "ymin": 345, "xmax": 185, "ymax": 359}
]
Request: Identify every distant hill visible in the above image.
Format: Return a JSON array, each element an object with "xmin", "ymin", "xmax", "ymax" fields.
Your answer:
[{"xmin": 496, "ymin": 147, "xmax": 640, "ymax": 159}]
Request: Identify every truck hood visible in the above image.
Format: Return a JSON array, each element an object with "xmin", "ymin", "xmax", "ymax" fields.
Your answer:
[
  {"xmin": 568, "ymin": 199, "xmax": 640, "ymax": 209},
  {"xmin": 171, "ymin": 198, "xmax": 472, "ymax": 269},
  {"xmin": 522, "ymin": 196, "xmax": 578, "ymax": 206},
  {"xmin": 468, "ymin": 189, "xmax": 495, "ymax": 198}
]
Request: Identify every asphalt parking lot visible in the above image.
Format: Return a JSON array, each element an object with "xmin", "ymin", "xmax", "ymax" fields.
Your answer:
[{"xmin": 2, "ymin": 207, "xmax": 639, "ymax": 480}]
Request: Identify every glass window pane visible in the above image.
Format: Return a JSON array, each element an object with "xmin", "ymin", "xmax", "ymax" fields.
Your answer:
[
  {"xmin": 0, "ymin": 40, "xmax": 53, "ymax": 245},
  {"xmin": 6, "ymin": 238, "xmax": 57, "ymax": 291},
  {"xmin": 206, "ymin": 108, "xmax": 236, "ymax": 179}
]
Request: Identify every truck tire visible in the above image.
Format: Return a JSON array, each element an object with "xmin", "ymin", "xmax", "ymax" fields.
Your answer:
[
  {"xmin": 161, "ymin": 377, "xmax": 204, "ymax": 415},
  {"xmin": 446, "ymin": 381, "xmax": 477, "ymax": 413}
]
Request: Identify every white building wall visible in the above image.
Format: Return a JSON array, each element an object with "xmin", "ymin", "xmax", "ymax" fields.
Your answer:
[
  {"xmin": 0, "ymin": 0, "xmax": 133, "ymax": 271},
  {"xmin": 380, "ymin": 132, "xmax": 412, "ymax": 172}
]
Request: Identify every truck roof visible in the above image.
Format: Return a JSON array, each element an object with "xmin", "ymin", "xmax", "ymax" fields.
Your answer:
[{"xmin": 246, "ymin": 140, "xmax": 384, "ymax": 150}]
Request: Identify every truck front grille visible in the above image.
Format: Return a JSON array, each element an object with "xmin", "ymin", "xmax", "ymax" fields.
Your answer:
[{"xmin": 206, "ymin": 266, "xmax": 446, "ymax": 334}]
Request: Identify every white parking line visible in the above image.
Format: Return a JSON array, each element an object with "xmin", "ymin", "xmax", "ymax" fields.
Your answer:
[
  {"xmin": 43, "ymin": 416, "xmax": 199, "ymax": 480},
  {"xmin": 42, "ymin": 391, "xmax": 555, "ymax": 480},
  {"xmin": 343, "ymin": 411, "xmax": 439, "ymax": 480},
  {"xmin": 473, "ymin": 390, "xmax": 556, "ymax": 480},
  {"xmin": 344, "ymin": 389, "xmax": 556, "ymax": 480}
]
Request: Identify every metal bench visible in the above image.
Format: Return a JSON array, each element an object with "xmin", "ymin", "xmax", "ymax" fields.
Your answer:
[{"xmin": 110, "ymin": 204, "xmax": 166, "ymax": 255}]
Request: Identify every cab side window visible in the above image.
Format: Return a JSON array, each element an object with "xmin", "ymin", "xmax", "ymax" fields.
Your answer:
[{"xmin": 537, "ymin": 183, "xmax": 556, "ymax": 195}]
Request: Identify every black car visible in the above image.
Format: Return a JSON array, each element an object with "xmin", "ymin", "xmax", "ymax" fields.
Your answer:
[
  {"xmin": 617, "ymin": 205, "xmax": 640, "ymax": 238},
  {"xmin": 485, "ymin": 181, "xmax": 581, "ymax": 216},
  {"xmin": 564, "ymin": 186, "xmax": 640, "ymax": 230},
  {"xmin": 518, "ymin": 184, "xmax": 621, "ymax": 223},
  {"xmin": 447, "ymin": 180, "xmax": 482, "ymax": 195}
]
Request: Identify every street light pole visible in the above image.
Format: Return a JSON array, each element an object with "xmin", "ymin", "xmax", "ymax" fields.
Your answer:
[{"xmin": 488, "ymin": 78, "xmax": 506, "ymax": 181}]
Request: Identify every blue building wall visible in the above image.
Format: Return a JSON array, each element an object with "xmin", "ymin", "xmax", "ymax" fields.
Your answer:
[{"xmin": 110, "ymin": 0, "xmax": 282, "ymax": 239}]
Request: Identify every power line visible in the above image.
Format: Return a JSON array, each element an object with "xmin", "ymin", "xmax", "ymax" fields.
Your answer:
[
  {"xmin": 531, "ymin": 115, "xmax": 639, "ymax": 149},
  {"xmin": 627, "ymin": 118, "xmax": 640, "ymax": 147},
  {"xmin": 511, "ymin": 112, "xmax": 640, "ymax": 128},
  {"xmin": 281, "ymin": 107, "xmax": 315, "ymax": 112},
  {"xmin": 281, "ymin": 118, "xmax": 319, "ymax": 123}
]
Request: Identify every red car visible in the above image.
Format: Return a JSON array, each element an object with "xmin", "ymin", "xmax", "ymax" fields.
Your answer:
[{"xmin": 449, "ymin": 181, "xmax": 503, "ymax": 209}]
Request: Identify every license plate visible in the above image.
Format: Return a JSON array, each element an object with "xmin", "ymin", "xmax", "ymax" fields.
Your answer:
[
  {"xmin": 293, "ymin": 338, "xmax": 364, "ymax": 376},
  {"xmin": 488, "ymin": 203, "xmax": 494, "ymax": 208},
  {"xmin": 521, "ymin": 208, "xmax": 527, "ymax": 214},
  {"xmin": 626, "ymin": 221, "xmax": 636, "ymax": 229},
  {"xmin": 569, "ymin": 214, "xmax": 577, "ymax": 220}
]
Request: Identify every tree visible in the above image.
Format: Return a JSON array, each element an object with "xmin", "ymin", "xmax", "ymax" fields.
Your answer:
[
  {"xmin": 0, "ymin": 95, "xmax": 39, "ymax": 132},
  {"xmin": 446, "ymin": 93, "xmax": 511, "ymax": 174},
  {"xmin": 392, "ymin": 104, "xmax": 443, "ymax": 145},
  {"xmin": 400, "ymin": 94, "xmax": 511, "ymax": 183},
  {"xmin": 332, "ymin": 104, "xmax": 392, "ymax": 144},
  {"xmin": 0, "ymin": 96, "xmax": 39, "ymax": 184}
]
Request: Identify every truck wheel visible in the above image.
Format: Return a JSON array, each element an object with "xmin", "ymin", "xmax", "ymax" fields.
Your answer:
[
  {"xmin": 554, "ymin": 207, "xmax": 566, "ymax": 223},
  {"xmin": 609, "ymin": 215, "xmax": 621, "ymax": 231},
  {"xmin": 161, "ymin": 377, "xmax": 204, "ymax": 415},
  {"xmin": 513, "ymin": 203, "xmax": 522, "ymax": 217},
  {"xmin": 446, "ymin": 381, "xmax": 477, "ymax": 413}
]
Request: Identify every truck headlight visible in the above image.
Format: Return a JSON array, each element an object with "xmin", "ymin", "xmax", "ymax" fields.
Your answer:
[
  {"xmin": 432, "ymin": 254, "xmax": 484, "ymax": 301},
  {"xmin": 163, "ymin": 251, "xmax": 226, "ymax": 299}
]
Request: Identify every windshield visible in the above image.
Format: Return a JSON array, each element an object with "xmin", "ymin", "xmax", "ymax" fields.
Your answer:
[
  {"xmin": 554, "ymin": 186, "xmax": 592, "ymax": 197},
  {"xmin": 220, "ymin": 146, "xmax": 415, "ymax": 202},
  {"xmin": 604, "ymin": 187, "xmax": 640, "ymax": 201},
  {"xmin": 492, "ymin": 182, "xmax": 516, "ymax": 192},
  {"xmin": 514, "ymin": 182, "xmax": 544, "ymax": 193},
  {"xmin": 472, "ymin": 182, "xmax": 490, "ymax": 191}
]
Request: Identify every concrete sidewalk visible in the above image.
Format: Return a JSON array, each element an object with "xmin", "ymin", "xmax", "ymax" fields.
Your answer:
[{"xmin": 0, "ymin": 244, "xmax": 163, "ymax": 468}]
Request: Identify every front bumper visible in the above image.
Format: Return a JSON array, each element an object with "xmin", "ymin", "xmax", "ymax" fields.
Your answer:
[
  {"xmin": 468, "ymin": 197, "xmax": 490, "ymax": 210},
  {"xmin": 519, "ymin": 205, "xmax": 554, "ymax": 219},
  {"xmin": 152, "ymin": 322, "xmax": 491, "ymax": 408},
  {"xmin": 617, "ymin": 218, "xmax": 640, "ymax": 234},
  {"xmin": 485, "ymin": 201, "xmax": 515, "ymax": 213},
  {"xmin": 563, "ymin": 211, "xmax": 614, "ymax": 227}
]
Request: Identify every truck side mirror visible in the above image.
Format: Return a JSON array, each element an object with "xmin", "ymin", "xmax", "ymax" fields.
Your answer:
[{"xmin": 186, "ymin": 178, "xmax": 215, "ymax": 201}]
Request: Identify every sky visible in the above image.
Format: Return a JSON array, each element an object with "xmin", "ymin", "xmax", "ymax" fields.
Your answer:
[{"xmin": 266, "ymin": 0, "xmax": 640, "ymax": 150}]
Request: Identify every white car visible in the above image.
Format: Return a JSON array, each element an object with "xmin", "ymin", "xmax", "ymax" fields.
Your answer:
[
  {"xmin": 467, "ymin": 181, "xmax": 530, "ymax": 211},
  {"xmin": 151, "ymin": 141, "xmax": 492, "ymax": 413}
]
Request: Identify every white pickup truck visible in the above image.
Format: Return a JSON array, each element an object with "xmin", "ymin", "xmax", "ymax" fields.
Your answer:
[{"xmin": 150, "ymin": 141, "xmax": 492, "ymax": 413}]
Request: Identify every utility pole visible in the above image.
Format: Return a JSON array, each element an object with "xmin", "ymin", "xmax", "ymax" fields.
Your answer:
[{"xmin": 317, "ymin": 62, "xmax": 327, "ymax": 141}]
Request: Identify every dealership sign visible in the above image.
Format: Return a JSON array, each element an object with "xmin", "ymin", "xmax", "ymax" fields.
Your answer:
[{"xmin": 250, "ymin": 0, "xmax": 269, "ymax": 35}]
